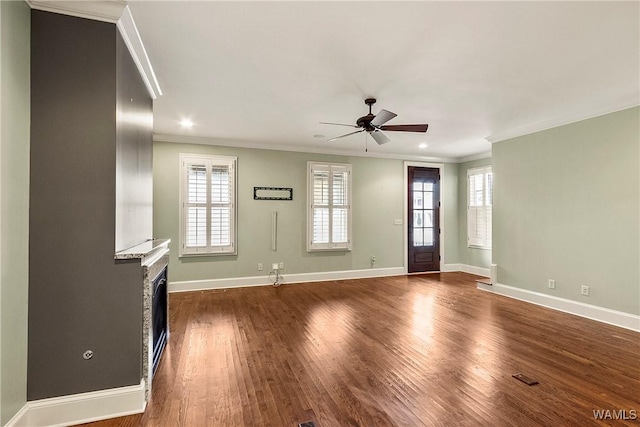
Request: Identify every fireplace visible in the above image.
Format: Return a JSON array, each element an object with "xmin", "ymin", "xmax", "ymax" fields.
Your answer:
[{"xmin": 115, "ymin": 238, "xmax": 170, "ymax": 400}]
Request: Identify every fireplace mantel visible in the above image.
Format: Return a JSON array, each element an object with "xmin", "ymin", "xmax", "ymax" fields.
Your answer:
[{"xmin": 115, "ymin": 238, "xmax": 170, "ymax": 262}]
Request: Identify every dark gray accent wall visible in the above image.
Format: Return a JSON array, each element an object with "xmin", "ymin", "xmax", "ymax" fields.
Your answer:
[
  {"xmin": 29, "ymin": 10, "xmax": 152, "ymax": 400},
  {"xmin": 115, "ymin": 29, "xmax": 153, "ymax": 252}
]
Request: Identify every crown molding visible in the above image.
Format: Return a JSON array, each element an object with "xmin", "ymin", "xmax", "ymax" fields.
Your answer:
[
  {"xmin": 486, "ymin": 100, "xmax": 639, "ymax": 144},
  {"xmin": 117, "ymin": 6, "xmax": 162, "ymax": 99},
  {"xmin": 154, "ymin": 133, "xmax": 457, "ymax": 163},
  {"xmin": 26, "ymin": 0, "xmax": 127, "ymax": 23},
  {"xmin": 455, "ymin": 151, "xmax": 492, "ymax": 163},
  {"xmin": 26, "ymin": 1, "xmax": 162, "ymax": 100}
]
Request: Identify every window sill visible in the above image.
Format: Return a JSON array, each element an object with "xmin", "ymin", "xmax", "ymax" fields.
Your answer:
[
  {"xmin": 467, "ymin": 245, "xmax": 491, "ymax": 251},
  {"xmin": 307, "ymin": 247, "xmax": 352, "ymax": 253},
  {"xmin": 179, "ymin": 251, "xmax": 237, "ymax": 258}
]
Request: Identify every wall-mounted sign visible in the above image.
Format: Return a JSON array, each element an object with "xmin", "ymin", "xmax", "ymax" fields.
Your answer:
[{"xmin": 253, "ymin": 187, "xmax": 293, "ymax": 201}]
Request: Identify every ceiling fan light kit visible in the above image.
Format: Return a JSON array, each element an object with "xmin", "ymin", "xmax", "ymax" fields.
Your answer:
[{"xmin": 321, "ymin": 98, "xmax": 429, "ymax": 146}]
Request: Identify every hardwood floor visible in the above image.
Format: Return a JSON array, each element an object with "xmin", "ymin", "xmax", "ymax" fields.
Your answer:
[{"xmin": 79, "ymin": 273, "xmax": 640, "ymax": 426}]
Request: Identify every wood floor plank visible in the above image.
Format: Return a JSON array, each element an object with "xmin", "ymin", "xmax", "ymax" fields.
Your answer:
[{"xmin": 77, "ymin": 273, "xmax": 640, "ymax": 427}]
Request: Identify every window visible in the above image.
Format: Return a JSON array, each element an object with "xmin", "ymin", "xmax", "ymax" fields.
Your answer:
[
  {"xmin": 467, "ymin": 166, "xmax": 492, "ymax": 249},
  {"xmin": 180, "ymin": 154, "xmax": 236, "ymax": 256},
  {"xmin": 307, "ymin": 162, "xmax": 352, "ymax": 251}
]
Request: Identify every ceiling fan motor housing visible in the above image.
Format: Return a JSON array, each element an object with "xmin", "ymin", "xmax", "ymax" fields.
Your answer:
[
  {"xmin": 356, "ymin": 114, "xmax": 375, "ymax": 131},
  {"xmin": 357, "ymin": 98, "xmax": 377, "ymax": 130}
]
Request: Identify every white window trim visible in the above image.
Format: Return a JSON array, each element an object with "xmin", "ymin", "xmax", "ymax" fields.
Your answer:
[
  {"xmin": 307, "ymin": 161, "xmax": 352, "ymax": 252},
  {"xmin": 467, "ymin": 166, "xmax": 492, "ymax": 250},
  {"xmin": 179, "ymin": 153, "xmax": 237, "ymax": 257}
]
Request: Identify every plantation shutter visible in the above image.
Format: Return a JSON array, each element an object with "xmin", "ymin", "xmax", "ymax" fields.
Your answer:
[
  {"xmin": 181, "ymin": 155, "xmax": 236, "ymax": 255},
  {"xmin": 467, "ymin": 166, "xmax": 492, "ymax": 248},
  {"xmin": 210, "ymin": 165, "xmax": 232, "ymax": 247},
  {"xmin": 312, "ymin": 168, "xmax": 330, "ymax": 244},
  {"xmin": 186, "ymin": 163, "xmax": 208, "ymax": 249},
  {"xmin": 308, "ymin": 162, "xmax": 352, "ymax": 251},
  {"xmin": 331, "ymin": 168, "xmax": 349, "ymax": 244}
]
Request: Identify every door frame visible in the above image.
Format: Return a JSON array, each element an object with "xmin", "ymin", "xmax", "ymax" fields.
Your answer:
[{"xmin": 403, "ymin": 161, "xmax": 445, "ymax": 274}]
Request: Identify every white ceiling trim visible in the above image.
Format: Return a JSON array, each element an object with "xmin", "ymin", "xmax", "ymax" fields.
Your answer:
[
  {"xmin": 117, "ymin": 6, "xmax": 162, "ymax": 99},
  {"xmin": 26, "ymin": 0, "xmax": 127, "ymax": 23},
  {"xmin": 154, "ymin": 133, "xmax": 457, "ymax": 164},
  {"xmin": 26, "ymin": 1, "xmax": 161, "ymax": 100},
  {"xmin": 486, "ymin": 100, "xmax": 639, "ymax": 144},
  {"xmin": 457, "ymin": 151, "xmax": 492, "ymax": 164}
]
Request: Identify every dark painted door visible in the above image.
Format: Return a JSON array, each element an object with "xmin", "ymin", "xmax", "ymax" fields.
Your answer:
[{"xmin": 408, "ymin": 167, "xmax": 440, "ymax": 273}]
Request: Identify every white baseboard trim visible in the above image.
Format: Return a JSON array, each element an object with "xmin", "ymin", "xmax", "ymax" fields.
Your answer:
[
  {"xmin": 6, "ymin": 380, "xmax": 146, "ymax": 427},
  {"xmin": 478, "ymin": 282, "xmax": 640, "ymax": 332},
  {"xmin": 169, "ymin": 267, "xmax": 406, "ymax": 293},
  {"xmin": 442, "ymin": 263, "xmax": 490, "ymax": 277}
]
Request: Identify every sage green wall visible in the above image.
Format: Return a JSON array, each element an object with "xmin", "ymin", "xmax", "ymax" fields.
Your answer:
[
  {"xmin": 441, "ymin": 162, "xmax": 460, "ymax": 265},
  {"xmin": 458, "ymin": 157, "xmax": 492, "ymax": 269},
  {"xmin": 154, "ymin": 142, "xmax": 459, "ymax": 282},
  {"xmin": 493, "ymin": 107, "xmax": 639, "ymax": 315},
  {"xmin": 0, "ymin": 1, "xmax": 30, "ymax": 423}
]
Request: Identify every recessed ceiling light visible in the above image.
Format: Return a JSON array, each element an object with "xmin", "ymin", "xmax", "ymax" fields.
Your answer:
[
  {"xmin": 313, "ymin": 134, "xmax": 325, "ymax": 139},
  {"xmin": 180, "ymin": 118, "xmax": 194, "ymax": 128},
  {"xmin": 419, "ymin": 143, "xmax": 428, "ymax": 149}
]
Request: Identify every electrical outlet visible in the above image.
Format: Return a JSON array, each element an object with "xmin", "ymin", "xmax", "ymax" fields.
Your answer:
[
  {"xmin": 258, "ymin": 263, "xmax": 263, "ymax": 271},
  {"xmin": 279, "ymin": 261, "xmax": 284, "ymax": 269},
  {"xmin": 581, "ymin": 285, "xmax": 590, "ymax": 296},
  {"xmin": 272, "ymin": 262, "xmax": 279, "ymax": 270},
  {"xmin": 548, "ymin": 279, "xmax": 556, "ymax": 289}
]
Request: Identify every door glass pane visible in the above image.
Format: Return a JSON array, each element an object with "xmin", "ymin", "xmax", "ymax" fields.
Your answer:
[
  {"xmin": 424, "ymin": 210, "xmax": 433, "ymax": 227},
  {"xmin": 413, "ymin": 228, "xmax": 423, "ymax": 246},
  {"xmin": 423, "ymin": 192, "xmax": 433, "ymax": 209},
  {"xmin": 413, "ymin": 181, "xmax": 423, "ymax": 191},
  {"xmin": 413, "ymin": 192, "xmax": 423, "ymax": 209},
  {"xmin": 423, "ymin": 182, "xmax": 434, "ymax": 191},
  {"xmin": 413, "ymin": 211, "xmax": 424, "ymax": 227},
  {"xmin": 424, "ymin": 228, "xmax": 434, "ymax": 246}
]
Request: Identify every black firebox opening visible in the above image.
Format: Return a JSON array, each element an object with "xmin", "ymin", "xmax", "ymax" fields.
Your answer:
[{"xmin": 152, "ymin": 267, "xmax": 168, "ymax": 375}]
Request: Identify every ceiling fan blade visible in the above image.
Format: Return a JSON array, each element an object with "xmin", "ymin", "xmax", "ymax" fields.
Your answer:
[
  {"xmin": 379, "ymin": 124, "xmax": 429, "ymax": 133},
  {"xmin": 370, "ymin": 109, "xmax": 397, "ymax": 127},
  {"xmin": 319, "ymin": 121, "xmax": 359, "ymax": 128},
  {"xmin": 327, "ymin": 129, "xmax": 365, "ymax": 142},
  {"xmin": 370, "ymin": 130, "xmax": 390, "ymax": 145}
]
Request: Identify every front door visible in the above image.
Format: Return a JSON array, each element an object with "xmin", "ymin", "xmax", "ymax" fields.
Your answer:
[{"xmin": 408, "ymin": 167, "xmax": 440, "ymax": 273}]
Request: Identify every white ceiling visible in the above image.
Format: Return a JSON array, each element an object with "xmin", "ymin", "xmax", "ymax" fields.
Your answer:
[{"xmin": 127, "ymin": 1, "xmax": 639, "ymax": 162}]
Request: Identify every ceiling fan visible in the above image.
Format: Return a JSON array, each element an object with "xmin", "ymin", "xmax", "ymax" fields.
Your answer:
[{"xmin": 320, "ymin": 98, "xmax": 428, "ymax": 145}]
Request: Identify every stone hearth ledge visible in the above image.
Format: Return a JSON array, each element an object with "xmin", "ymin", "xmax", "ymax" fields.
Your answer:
[{"xmin": 114, "ymin": 238, "xmax": 171, "ymax": 261}]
